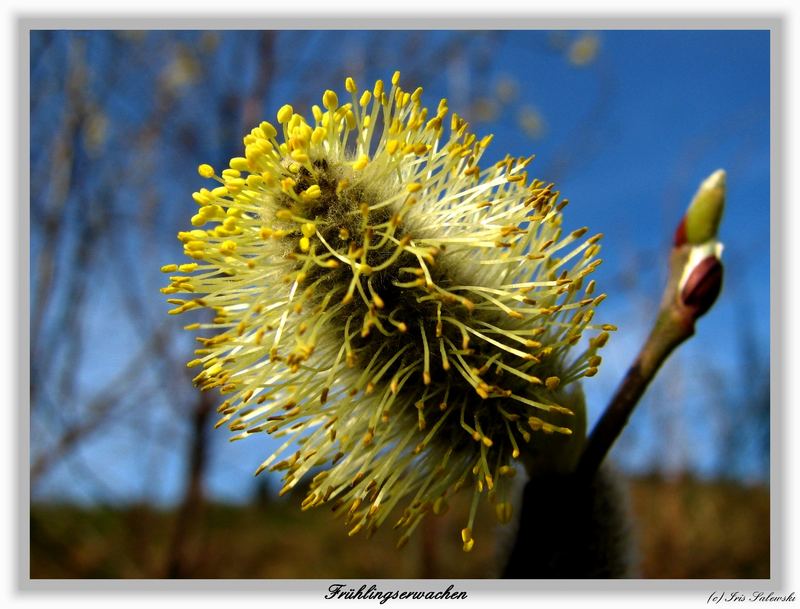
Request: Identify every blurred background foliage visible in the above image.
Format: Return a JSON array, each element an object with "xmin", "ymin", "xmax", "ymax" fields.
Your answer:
[{"xmin": 29, "ymin": 29, "xmax": 770, "ymax": 578}]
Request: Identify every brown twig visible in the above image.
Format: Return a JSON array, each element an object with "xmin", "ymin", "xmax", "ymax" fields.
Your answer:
[
  {"xmin": 576, "ymin": 170, "xmax": 726, "ymax": 481},
  {"xmin": 576, "ymin": 247, "xmax": 696, "ymax": 481}
]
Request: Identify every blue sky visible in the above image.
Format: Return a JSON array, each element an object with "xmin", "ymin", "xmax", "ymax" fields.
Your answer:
[{"xmin": 30, "ymin": 29, "xmax": 771, "ymax": 505}]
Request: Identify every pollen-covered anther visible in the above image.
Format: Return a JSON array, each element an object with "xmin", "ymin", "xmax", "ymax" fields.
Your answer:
[
  {"xmin": 495, "ymin": 502, "xmax": 513, "ymax": 524},
  {"xmin": 461, "ymin": 527, "xmax": 474, "ymax": 553}
]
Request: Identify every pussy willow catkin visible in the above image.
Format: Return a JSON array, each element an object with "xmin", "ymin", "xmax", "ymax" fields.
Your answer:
[{"xmin": 162, "ymin": 72, "xmax": 613, "ymax": 551}]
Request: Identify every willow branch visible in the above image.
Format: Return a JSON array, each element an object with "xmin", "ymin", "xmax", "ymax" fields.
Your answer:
[{"xmin": 576, "ymin": 169, "xmax": 727, "ymax": 481}]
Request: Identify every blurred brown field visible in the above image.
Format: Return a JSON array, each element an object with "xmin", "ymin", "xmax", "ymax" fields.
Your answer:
[{"xmin": 30, "ymin": 474, "xmax": 769, "ymax": 579}]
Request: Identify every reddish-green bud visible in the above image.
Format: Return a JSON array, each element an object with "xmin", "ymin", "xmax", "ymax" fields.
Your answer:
[{"xmin": 680, "ymin": 255, "xmax": 723, "ymax": 319}]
